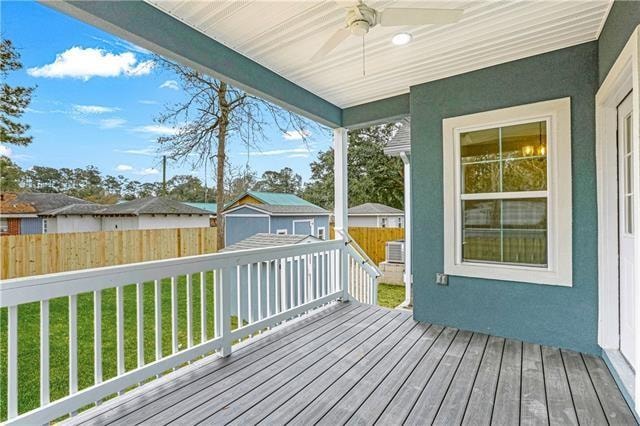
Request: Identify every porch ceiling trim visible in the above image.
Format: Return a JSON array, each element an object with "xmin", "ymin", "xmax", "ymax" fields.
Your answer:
[{"xmin": 41, "ymin": 0, "xmax": 342, "ymax": 128}]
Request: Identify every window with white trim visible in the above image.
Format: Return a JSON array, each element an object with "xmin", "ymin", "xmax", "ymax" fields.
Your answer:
[
  {"xmin": 42, "ymin": 219, "xmax": 48, "ymax": 234},
  {"xmin": 0, "ymin": 218, "xmax": 8, "ymax": 233},
  {"xmin": 443, "ymin": 98, "xmax": 572, "ymax": 286},
  {"xmin": 317, "ymin": 226, "xmax": 326, "ymax": 240}
]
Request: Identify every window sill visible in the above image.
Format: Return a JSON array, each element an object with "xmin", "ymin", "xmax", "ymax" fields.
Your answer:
[{"xmin": 444, "ymin": 262, "xmax": 572, "ymax": 287}]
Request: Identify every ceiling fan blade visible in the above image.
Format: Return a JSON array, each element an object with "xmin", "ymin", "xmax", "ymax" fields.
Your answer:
[
  {"xmin": 311, "ymin": 28, "xmax": 351, "ymax": 61},
  {"xmin": 379, "ymin": 8, "xmax": 463, "ymax": 26}
]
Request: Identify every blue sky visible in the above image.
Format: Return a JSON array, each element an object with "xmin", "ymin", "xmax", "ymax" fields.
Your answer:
[{"xmin": 1, "ymin": 1, "xmax": 331, "ymax": 183}]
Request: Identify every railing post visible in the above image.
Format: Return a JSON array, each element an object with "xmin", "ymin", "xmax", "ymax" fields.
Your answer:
[
  {"xmin": 333, "ymin": 127, "xmax": 350, "ymax": 302},
  {"xmin": 219, "ymin": 266, "xmax": 233, "ymax": 357}
]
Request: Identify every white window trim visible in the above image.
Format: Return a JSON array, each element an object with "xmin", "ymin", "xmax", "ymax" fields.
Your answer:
[
  {"xmin": 443, "ymin": 97, "xmax": 572, "ymax": 287},
  {"xmin": 317, "ymin": 226, "xmax": 326, "ymax": 240},
  {"xmin": 276, "ymin": 229, "xmax": 288, "ymax": 235},
  {"xmin": 42, "ymin": 218, "xmax": 48, "ymax": 234}
]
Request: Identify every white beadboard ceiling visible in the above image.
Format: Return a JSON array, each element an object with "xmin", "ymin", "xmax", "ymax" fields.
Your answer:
[{"xmin": 147, "ymin": 0, "xmax": 612, "ymax": 108}]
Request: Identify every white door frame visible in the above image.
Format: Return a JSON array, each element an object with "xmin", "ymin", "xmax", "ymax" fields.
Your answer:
[
  {"xmin": 292, "ymin": 219, "xmax": 314, "ymax": 235},
  {"xmin": 596, "ymin": 25, "xmax": 640, "ymax": 414}
]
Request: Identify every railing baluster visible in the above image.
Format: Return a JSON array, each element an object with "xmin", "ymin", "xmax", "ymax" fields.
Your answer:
[
  {"xmin": 186, "ymin": 274, "xmax": 193, "ymax": 348},
  {"xmin": 257, "ymin": 262, "xmax": 263, "ymax": 321},
  {"xmin": 214, "ymin": 269, "xmax": 221, "ymax": 339},
  {"xmin": 315, "ymin": 253, "xmax": 319, "ymax": 300},
  {"xmin": 321, "ymin": 251, "xmax": 326, "ymax": 296},
  {"xmin": 94, "ymin": 290, "xmax": 102, "ymax": 386},
  {"xmin": 154, "ymin": 279, "xmax": 162, "ymax": 360},
  {"xmin": 297, "ymin": 256, "xmax": 302, "ymax": 307},
  {"xmin": 236, "ymin": 265, "xmax": 242, "ymax": 327},
  {"xmin": 171, "ymin": 276, "xmax": 178, "ymax": 354},
  {"xmin": 200, "ymin": 271, "xmax": 206, "ymax": 343},
  {"xmin": 220, "ymin": 267, "xmax": 232, "ymax": 357},
  {"xmin": 136, "ymin": 282, "xmax": 144, "ymax": 368},
  {"xmin": 289, "ymin": 257, "xmax": 294, "ymax": 309},
  {"xmin": 69, "ymin": 294, "xmax": 78, "ymax": 397},
  {"xmin": 266, "ymin": 261, "xmax": 271, "ymax": 317},
  {"xmin": 40, "ymin": 299, "xmax": 50, "ymax": 406},
  {"xmin": 116, "ymin": 286, "xmax": 124, "ymax": 376},
  {"xmin": 7, "ymin": 305, "xmax": 18, "ymax": 419},
  {"xmin": 248, "ymin": 264, "xmax": 253, "ymax": 325}
]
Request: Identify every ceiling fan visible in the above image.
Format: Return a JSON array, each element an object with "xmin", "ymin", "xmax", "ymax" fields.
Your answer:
[{"xmin": 311, "ymin": 1, "xmax": 464, "ymax": 62}]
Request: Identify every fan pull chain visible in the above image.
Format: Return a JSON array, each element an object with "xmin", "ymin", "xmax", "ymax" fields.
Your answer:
[{"xmin": 362, "ymin": 35, "xmax": 366, "ymax": 77}]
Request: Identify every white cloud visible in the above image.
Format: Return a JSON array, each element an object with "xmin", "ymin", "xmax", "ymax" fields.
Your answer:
[
  {"xmin": 0, "ymin": 145, "xmax": 13, "ymax": 158},
  {"xmin": 288, "ymin": 153, "xmax": 310, "ymax": 158},
  {"xmin": 115, "ymin": 164, "xmax": 133, "ymax": 172},
  {"xmin": 134, "ymin": 167, "xmax": 160, "ymax": 176},
  {"xmin": 133, "ymin": 124, "xmax": 179, "ymax": 136},
  {"xmin": 100, "ymin": 118, "xmax": 127, "ymax": 129},
  {"xmin": 249, "ymin": 148, "xmax": 310, "ymax": 157},
  {"xmin": 27, "ymin": 47, "xmax": 154, "ymax": 81},
  {"xmin": 114, "ymin": 146, "xmax": 157, "ymax": 156},
  {"xmin": 90, "ymin": 36, "xmax": 151, "ymax": 55},
  {"xmin": 72, "ymin": 104, "xmax": 120, "ymax": 114},
  {"xmin": 283, "ymin": 130, "xmax": 311, "ymax": 140},
  {"xmin": 138, "ymin": 100, "xmax": 158, "ymax": 105},
  {"xmin": 159, "ymin": 80, "xmax": 179, "ymax": 90}
]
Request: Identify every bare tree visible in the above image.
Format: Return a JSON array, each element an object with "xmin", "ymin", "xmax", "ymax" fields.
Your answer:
[{"xmin": 154, "ymin": 57, "xmax": 321, "ymax": 248}]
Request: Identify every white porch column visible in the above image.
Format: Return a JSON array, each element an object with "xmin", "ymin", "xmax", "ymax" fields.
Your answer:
[
  {"xmin": 334, "ymin": 127, "xmax": 350, "ymax": 301},
  {"xmin": 400, "ymin": 151, "xmax": 412, "ymax": 306}
]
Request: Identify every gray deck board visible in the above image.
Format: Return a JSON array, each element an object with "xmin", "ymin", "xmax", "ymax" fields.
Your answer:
[
  {"xmin": 492, "ymin": 339, "xmax": 523, "ymax": 425},
  {"xmin": 462, "ymin": 335, "xmax": 505, "ymax": 426},
  {"xmin": 521, "ymin": 343, "xmax": 549, "ymax": 425},
  {"xmin": 64, "ymin": 303, "xmax": 637, "ymax": 426}
]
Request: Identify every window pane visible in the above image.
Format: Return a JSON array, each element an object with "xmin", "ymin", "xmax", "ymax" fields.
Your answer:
[
  {"xmin": 462, "ymin": 198, "xmax": 547, "ymax": 266},
  {"xmin": 502, "ymin": 198, "xmax": 547, "ymax": 265},
  {"xmin": 461, "ymin": 128, "xmax": 499, "ymax": 163},
  {"xmin": 501, "ymin": 121, "xmax": 547, "ymax": 191},
  {"xmin": 462, "ymin": 200, "xmax": 501, "ymax": 262},
  {"xmin": 463, "ymin": 162, "xmax": 499, "ymax": 193}
]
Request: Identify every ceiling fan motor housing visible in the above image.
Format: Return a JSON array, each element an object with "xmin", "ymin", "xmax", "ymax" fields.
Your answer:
[{"xmin": 346, "ymin": 4, "xmax": 377, "ymax": 35}]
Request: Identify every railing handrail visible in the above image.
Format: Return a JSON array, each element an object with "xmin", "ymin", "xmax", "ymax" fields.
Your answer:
[
  {"xmin": 0, "ymin": 239, "xmax": 343, "ymax": 307},
  {"xmin": 335, "ymin": 228, "xmax": 381, "ymax": 277}
]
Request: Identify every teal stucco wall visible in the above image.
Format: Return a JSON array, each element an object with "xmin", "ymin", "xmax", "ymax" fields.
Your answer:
[
  {"xmin": 598, "ymin": 0, "xmax": 640, "ymax": 84},
  {"xmin": 409, "ymin": 42, "xmax": 601, "ymax": 354}
]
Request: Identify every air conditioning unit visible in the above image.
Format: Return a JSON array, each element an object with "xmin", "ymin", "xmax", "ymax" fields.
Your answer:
[{"xmin": 386, "ymin": 240, "xmax": 405, "ymax": 263}]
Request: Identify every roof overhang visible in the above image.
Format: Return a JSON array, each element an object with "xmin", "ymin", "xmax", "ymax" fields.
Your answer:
[
  {"xmin": 42, "ymin": 1, "xmax": 613, "ymax": 129},
  {"xmin": 0, "ymin": 214, "xmax": 39, "ymax": 219}
]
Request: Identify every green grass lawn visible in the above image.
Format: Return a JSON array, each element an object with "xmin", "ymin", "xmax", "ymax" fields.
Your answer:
[
  {"xmin": 0, "ymin": 277, "xmax": 406, "ymax": 421},
  {"xmin": 377, "ymin": 283, "xmax": 406, "ymax": 309}
]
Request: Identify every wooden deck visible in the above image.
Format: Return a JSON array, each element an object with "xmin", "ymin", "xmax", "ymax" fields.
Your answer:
[{"xmin": 67, "ymin": 302, "xmax": 637, "ymax": 425}]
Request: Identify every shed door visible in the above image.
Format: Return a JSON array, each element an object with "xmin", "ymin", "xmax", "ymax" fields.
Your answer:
[
  {"xmin": 618, "ymin": 93, "xmax": 635, "ymax": 369},
  {"xmin": 293, "ymin": 220, "xmax": 314, "ymax": 236}
]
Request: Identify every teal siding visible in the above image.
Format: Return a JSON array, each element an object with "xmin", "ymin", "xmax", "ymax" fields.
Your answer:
[
  {"xmin": 410, "ymin": 42, "xmax": 600, "ymax": 354},
  {"xmin": 598, "ymin": 0, "xmax": 640, "ymax": 84},
  {"xmin": 342, "ymin": 94, "xmax": 410, "ymax": 129}
]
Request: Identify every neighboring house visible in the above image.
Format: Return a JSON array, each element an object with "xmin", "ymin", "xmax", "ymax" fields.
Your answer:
[
  {"xmin": 38, "ymin": 197, "xmax": 212, "ymax": 233},
  {"xmin": 0, "ymin": 192, "xmax": 93, "ymax": 235},
  {"xmin": 348, "ymin": 203, "xmax": 404, "ymax": 228},
  {"xmin": 183, "ymin": 202, "xmax": 217, "ymax": 226},
  {"xmin": 223, "ymin": 191, "xmax": 330, "ymax": 246}
]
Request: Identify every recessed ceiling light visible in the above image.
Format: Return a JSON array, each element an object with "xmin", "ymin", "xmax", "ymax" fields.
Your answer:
[{"xmin": 392, "ymin": 32, "xmax": 412, "ymax": 46}]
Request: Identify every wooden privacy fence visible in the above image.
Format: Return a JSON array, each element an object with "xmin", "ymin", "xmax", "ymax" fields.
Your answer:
[
  {"xmin": 0, "ymin": 227, "xmax": 217, "ymax": 279},
  {"xmin": 330, "ymin": 226, "xmax": 404, "ymax": 265}
]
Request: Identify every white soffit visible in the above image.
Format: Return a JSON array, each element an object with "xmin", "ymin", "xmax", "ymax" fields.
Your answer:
[{"xmin": 147, "ymin": 0, "xmax": 612, "ymax": 108}]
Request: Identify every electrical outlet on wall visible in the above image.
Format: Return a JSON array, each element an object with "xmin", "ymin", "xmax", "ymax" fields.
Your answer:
[{"xmin": 436, "ymin": 273, "xmax": 448, "ymax": 286}]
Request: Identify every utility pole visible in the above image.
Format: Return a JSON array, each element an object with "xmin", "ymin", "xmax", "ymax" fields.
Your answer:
[{"xmin": 162, "ymin": 155, "xmax": 167, "ymax": 195}]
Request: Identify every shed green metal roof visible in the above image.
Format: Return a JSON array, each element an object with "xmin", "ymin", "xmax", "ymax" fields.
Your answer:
[
  {"xmin": 183, "ymin": 202, "xmax": 217, "ymax": 214},
  {"xmin": 246, "ymin": 191, "xmax": 315, "ymax": 206}
]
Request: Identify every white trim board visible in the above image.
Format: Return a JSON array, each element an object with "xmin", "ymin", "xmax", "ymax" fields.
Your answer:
[
  {"xmin": 595, "ymin": 25, "xmax": 640, "ymax": 415},
  {"xmin": 442, "ymin": 97, "xmax": 573, "ymax": 286}
]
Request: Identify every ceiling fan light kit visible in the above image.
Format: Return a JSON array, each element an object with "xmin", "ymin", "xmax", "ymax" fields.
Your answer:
[
  {"xmin": 392, "ymin": 32, "xmax": 412, "ymax": 46},
  {"xmin": 311, "ymin": 1, "xmax": 463, "ymax": 63}
]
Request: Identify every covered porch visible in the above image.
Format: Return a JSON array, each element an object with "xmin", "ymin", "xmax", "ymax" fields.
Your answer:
[
  {"xmin": 65, "ymin": 302, "xmax": 637, "ymax": 425},
  {"xmin": 2, "ymin": 0, "xmax": 640, "ymax": 423}
]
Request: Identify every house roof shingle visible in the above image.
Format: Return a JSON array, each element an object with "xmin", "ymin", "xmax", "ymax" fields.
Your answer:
[
  {"xmin": 96, "ymin": 197, "xmax": 211, "ymax": 216},
  {"xmin": 0, "ymin": 192, "xmax": 92, "ymax": 215},
  {"xmin": 348, "ymin": 203, "xmax": 403, "ymax": 215},
  {"xmin": 245, "ymin": 191, "xmax": 316, "ymax": 206},
  {"xmin": 220, "ymin": 233, "xmax": 319, "ymax": 253},
  {"xmin": 40, "ymin": 203, "xmax": 107, "ymax": 216},
  {"xmin": 384, "ymin": 118, "xmax": 410, "ymax": 156}
]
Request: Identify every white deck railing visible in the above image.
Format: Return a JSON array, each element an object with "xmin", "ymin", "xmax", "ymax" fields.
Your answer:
[{"xmin": 0, "ymin": 238, "xmax": 378, "ymax": 424}]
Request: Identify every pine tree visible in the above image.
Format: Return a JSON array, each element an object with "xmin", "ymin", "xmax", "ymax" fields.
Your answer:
[{"xmin": 1, "ymin": 39, "xmax": 34, "ymax": 145}]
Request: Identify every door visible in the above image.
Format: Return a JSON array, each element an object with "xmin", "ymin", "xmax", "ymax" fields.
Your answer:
[{"xmin": 618, "ymin": 93, "xmax": 636, "ymax": 369}]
